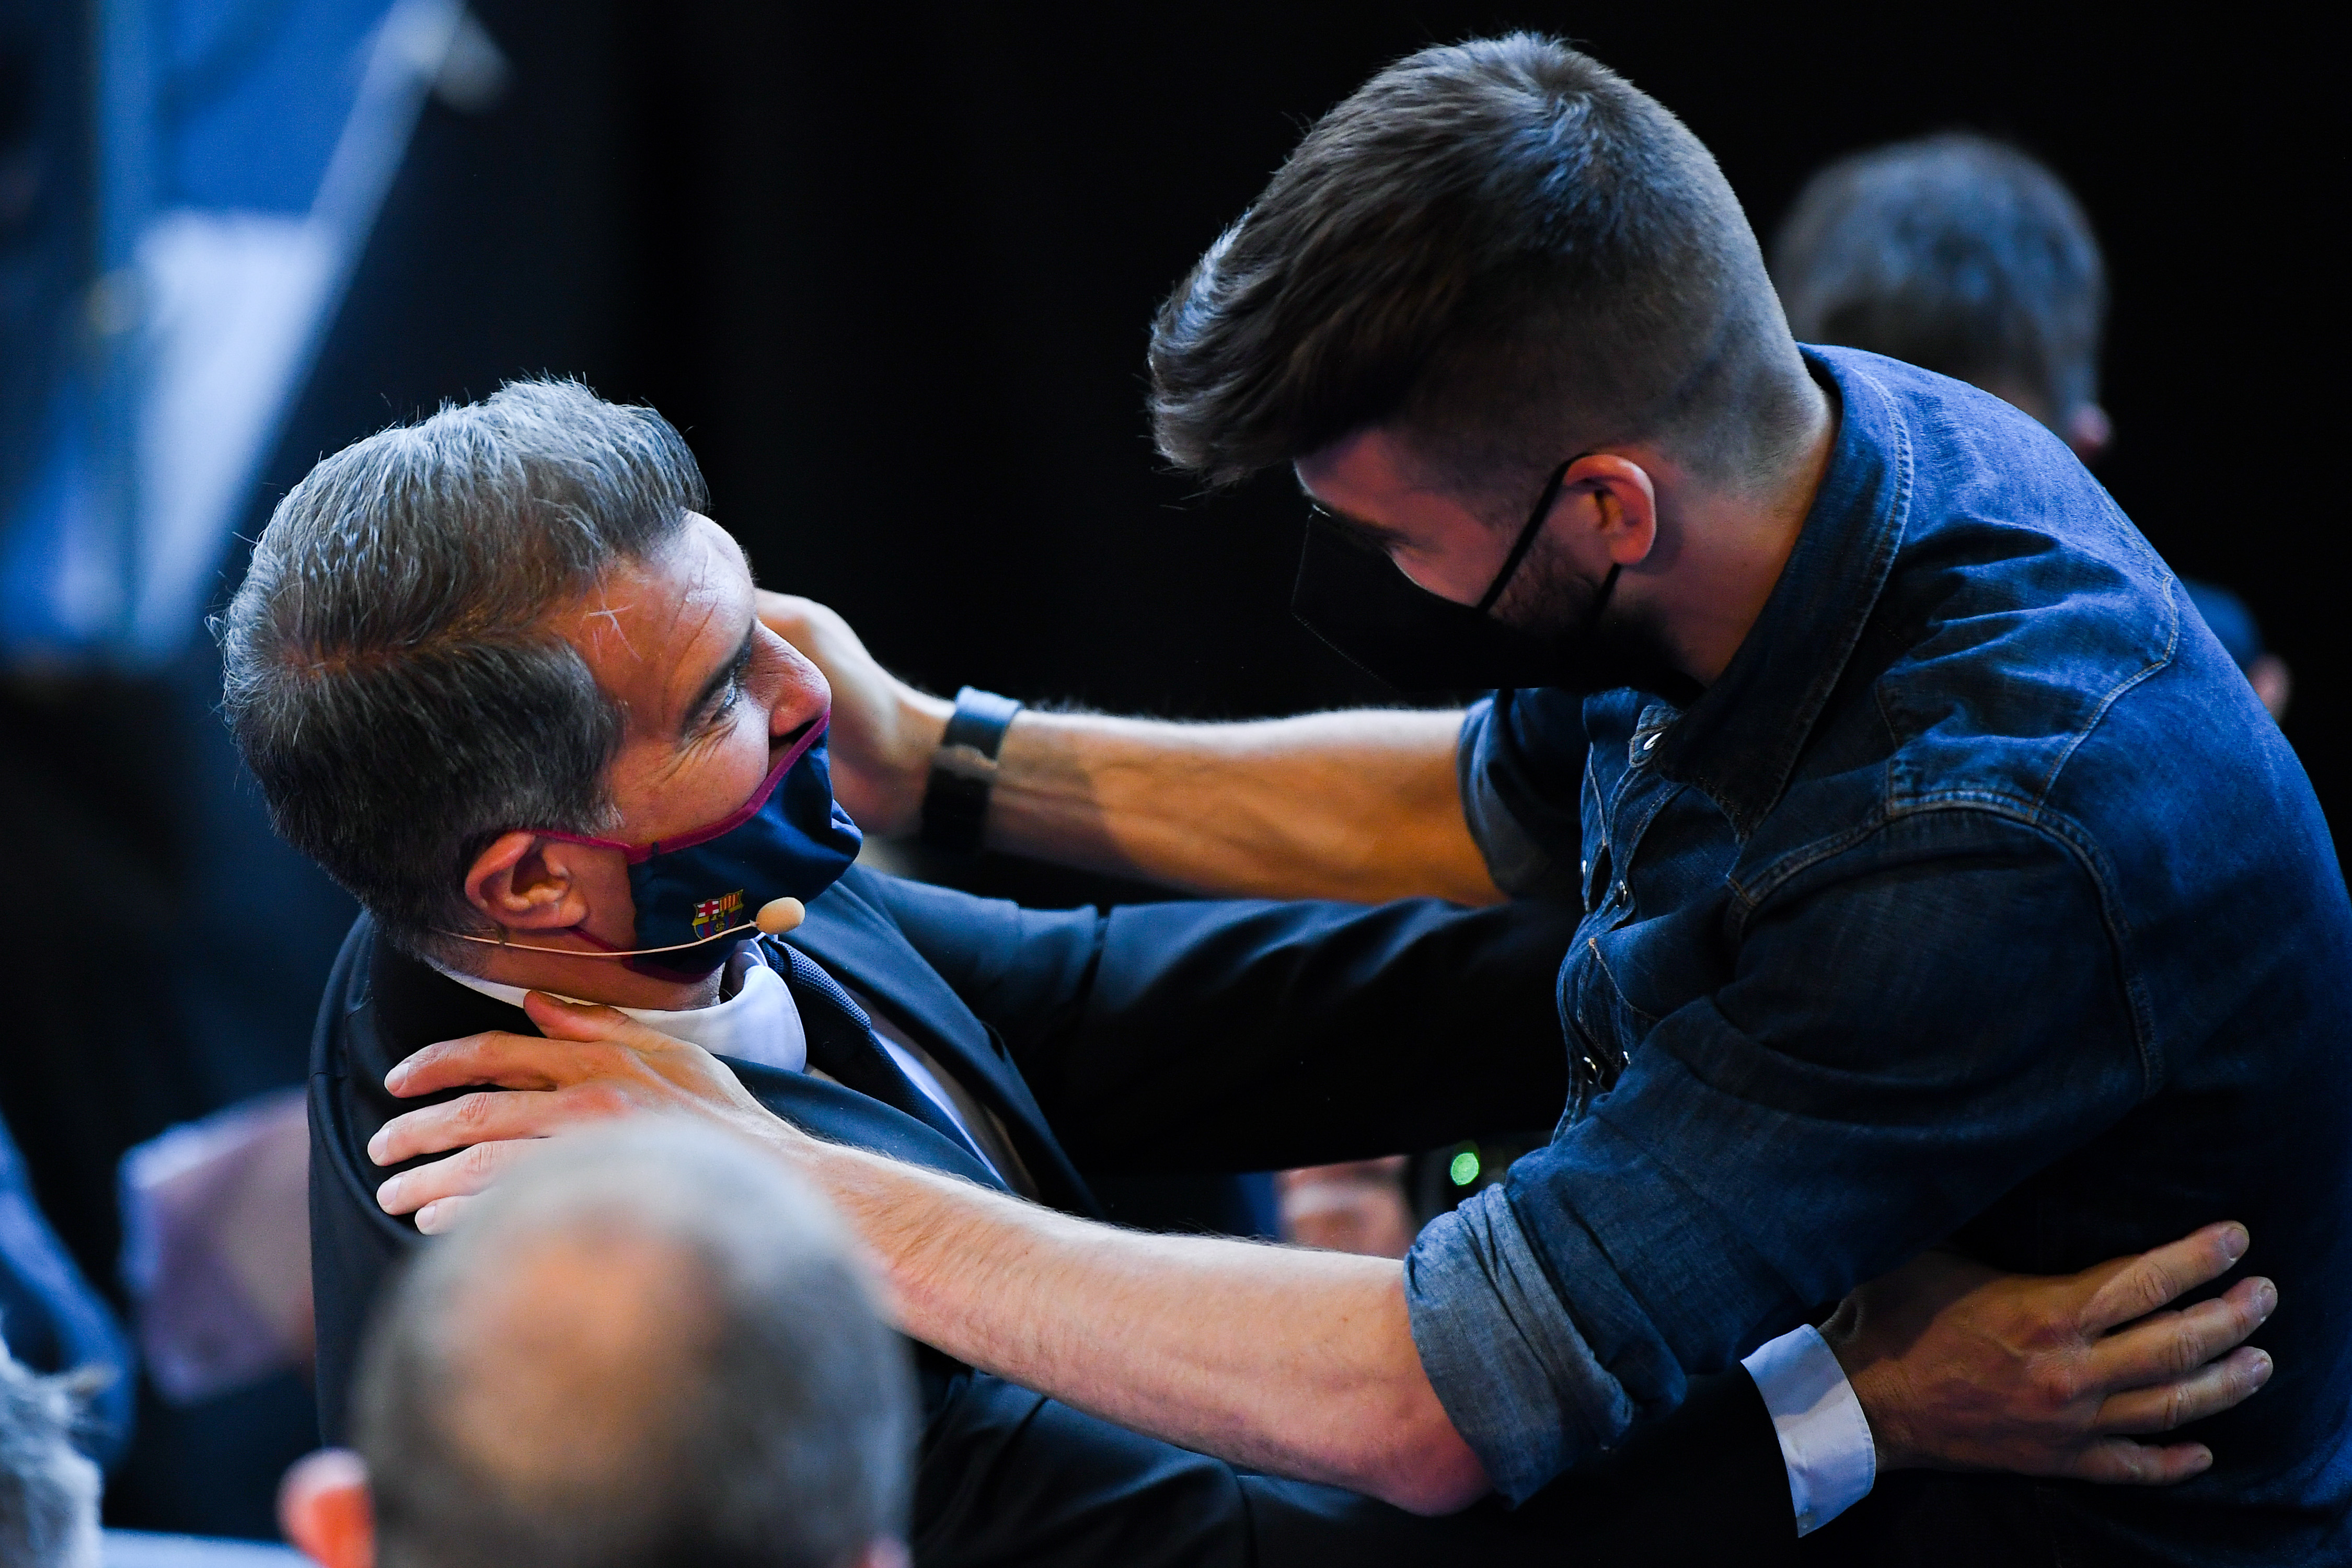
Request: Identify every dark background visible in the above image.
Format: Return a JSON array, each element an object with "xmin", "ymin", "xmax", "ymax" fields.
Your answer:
[
  {"xmin": 3, "ymin": 0, "xmax": 2335, "ymax": 1536},
  {"xmin": 618, "ymin": 4, "xmax": 2339, "ymax": 745},
  {"xmin": 290, "ymin": 2, "xmax": 2349, "ymax": 740}
]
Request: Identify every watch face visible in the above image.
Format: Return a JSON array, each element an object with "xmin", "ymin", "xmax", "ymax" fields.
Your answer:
[{"xmin": 945, "ymin": 688, "xmax": 1024, "ymax": 757}]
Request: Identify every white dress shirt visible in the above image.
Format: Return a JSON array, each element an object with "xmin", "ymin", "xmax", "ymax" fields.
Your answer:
[{"xmin": 1743, "ymin": 1322, "xmax": 1877, "ymax": 1534}]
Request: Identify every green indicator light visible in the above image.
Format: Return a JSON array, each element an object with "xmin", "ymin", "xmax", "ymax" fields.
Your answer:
[{"xmin": 1448, "ymin": 1149, "xmax": 1482, "ymax": 1187}]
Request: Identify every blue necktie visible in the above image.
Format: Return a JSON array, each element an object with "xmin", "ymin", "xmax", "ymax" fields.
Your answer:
[{"xmin": 768, "ymin": 941, "xmax": 993, "ymax": 1173}]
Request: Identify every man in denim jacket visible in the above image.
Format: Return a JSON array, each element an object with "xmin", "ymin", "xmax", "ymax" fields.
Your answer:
[{"xmin": 1410, "ymin": 340, "xmax": 2345, "ymax": 1564}]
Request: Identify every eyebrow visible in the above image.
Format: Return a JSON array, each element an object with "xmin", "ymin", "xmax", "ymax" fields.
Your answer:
[
  {"xmin": 1309, "ymin": 502, "xmax": 1410, "ymax": 554},
  {"xmin": 684, "ymin": 621, "xmax": 756, "ymax": 735},
  {"xmin": 1296, "ymin": 479, "xmax": 1410, "ymax": 552}
]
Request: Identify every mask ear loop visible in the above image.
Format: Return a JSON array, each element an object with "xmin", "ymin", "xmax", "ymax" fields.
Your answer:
[
  {"xmin": 442, "ymin": 896, "xmax": 806, "ymax": 958},
  {"xmin": 436, "ymin": 710, "xmax": 835, "ymax": 959},
  {"xmin": 1474, "ymin": 458, "xmax": 1578, "ymax": 616}
]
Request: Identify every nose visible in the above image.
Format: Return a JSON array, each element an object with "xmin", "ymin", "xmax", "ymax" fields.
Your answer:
[{"xmin": 768, "ymin": 636, "xmax": 832, "ymax": 741}]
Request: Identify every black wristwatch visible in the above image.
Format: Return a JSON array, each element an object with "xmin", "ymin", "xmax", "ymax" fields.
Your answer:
[{"xmin": 920, "ymin": 687, "xmax": 1023, "ymax": 852}]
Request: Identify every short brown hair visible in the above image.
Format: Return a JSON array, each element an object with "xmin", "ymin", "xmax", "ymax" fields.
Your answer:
[{"xmin": 1148, "ymin": 34, "xmax": 1808, "ymax": 501}]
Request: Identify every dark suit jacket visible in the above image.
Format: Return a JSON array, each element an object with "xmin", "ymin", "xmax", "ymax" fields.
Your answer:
[{"xmin": 312, "ymin": 867, "xmax": 1801, "ymax": 1566}]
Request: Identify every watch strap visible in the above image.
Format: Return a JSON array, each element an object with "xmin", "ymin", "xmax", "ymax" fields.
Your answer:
[{"xmin": 920, "ymin": 687, "xmax": 1023, "ymax": 852}]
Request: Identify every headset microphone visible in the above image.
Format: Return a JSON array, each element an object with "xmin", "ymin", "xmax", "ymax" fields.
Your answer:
[
  {"xmin": 448, "ymin": 896, "xmax": 806, "ymax": 960},
  {"xmin": 444, "ymin": 708, "xmax": 858, "ymax": 981},
  {"xmin": 754, "ymin": 896, "xmax": 807, "ymax": 934}
]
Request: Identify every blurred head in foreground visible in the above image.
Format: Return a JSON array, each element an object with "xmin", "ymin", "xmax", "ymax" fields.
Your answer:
[
  {"xmin": 0, "ymin": 1344, "xmax": 101, "ymax": 1568},
  {"xmin": 280, "ymin": 1123, "xmax": 915, "ymax": 1568},
  {"xmin": 1772, "ymin": 132, "xmax": 2289, "ymax": 718}
]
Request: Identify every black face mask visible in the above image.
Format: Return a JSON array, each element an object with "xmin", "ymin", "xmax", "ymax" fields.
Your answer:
[{"xmin": 1292, "ymin": 459, "xmax": 1699, "ymax": 702}]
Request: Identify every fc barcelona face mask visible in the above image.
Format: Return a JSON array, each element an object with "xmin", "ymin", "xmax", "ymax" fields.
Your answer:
[{"xmin": 537, "ymin": 714, "xmax": 863, "ymax": 981}]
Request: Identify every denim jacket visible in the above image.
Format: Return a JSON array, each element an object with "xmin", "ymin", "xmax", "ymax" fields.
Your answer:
[{"xmin": 1405, "ymin": 348, "xmax": 2351, "ymax": 1566}]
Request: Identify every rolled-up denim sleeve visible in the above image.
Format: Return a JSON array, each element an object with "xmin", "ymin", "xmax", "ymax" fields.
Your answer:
[
  {"xmin": 1403, "ymin": 1183, "xmax": 1633, "ymax": 1503},
  {"xmin": 1407, "ymin": 812, "xmax": 2145, "ymax": 1504}
]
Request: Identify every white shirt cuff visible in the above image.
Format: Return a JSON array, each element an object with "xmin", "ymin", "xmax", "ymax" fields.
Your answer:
[{"xmin": 1740, "ymin": 1323, "xmax": 1876, "ymax": 1536}]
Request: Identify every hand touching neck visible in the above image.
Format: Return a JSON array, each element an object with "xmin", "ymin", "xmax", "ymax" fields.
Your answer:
[{"xmin": 460, "ymin": 939, "xmax": 723, "ymax": 1012}]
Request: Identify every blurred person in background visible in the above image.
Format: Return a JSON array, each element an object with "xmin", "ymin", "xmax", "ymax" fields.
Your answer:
[
  {"xmin": 276, "ymin": 1122, "xmax": 914, "ymax": 1568},
  {"xmin": 234, "ymin": 382, "xmax": 2267, "ymax": 1564},
  {"xmin": 0, "ymin": 1116, "xmax": 132, "ymax": 1475},
  {"xmin": 1770, "ymin": 131, "xmax": 2291, "ymax": 720},
  {"xmin": 0, "ymin": 1342, "xmax": 102, "ymax": 1568},
  {"xmin": 1276, "ymin": 1157, "xmax": 1414, "ymax": 1258},
  {"xmin": 3, "ymin": 1336, "xmax": 302, "ymax": 1567}
]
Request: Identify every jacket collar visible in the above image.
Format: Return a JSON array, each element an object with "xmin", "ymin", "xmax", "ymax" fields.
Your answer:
[
  {"xmin": 362, "ymin": 927, "xmax": 529, "ymax": 1091},
  {"xmin": 1648, "ymin": 347, "xmax": 1913, "ymax": 838},
  {"xmin": 787, "ymin": 871, "xmax": 1017, "ymax": 1095},
  {"xmin": 786, "ymin": 869, "xmax": 1097, "ymax": 1214}
]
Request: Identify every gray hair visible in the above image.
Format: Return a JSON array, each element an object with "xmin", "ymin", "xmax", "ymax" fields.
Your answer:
[
  {"xmin": 1770, "ymin": 132, "xmax": 2107, "ymax": 421},
  {"xmin": 0, "ymin": 1345, "xmax": 102, "ymax": 1568},
  {"xmin": 218, "ymin": 379, "xmax": 707, "ymax": 958},
  {"xmin": 354, "ymin": 1122, "xmax": 916, "ymax": 1568}
]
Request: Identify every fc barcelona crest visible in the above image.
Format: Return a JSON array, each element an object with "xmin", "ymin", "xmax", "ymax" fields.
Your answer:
[{"xmin": 691, "ymin": 889, "xmax": 747, "ymax": 940}]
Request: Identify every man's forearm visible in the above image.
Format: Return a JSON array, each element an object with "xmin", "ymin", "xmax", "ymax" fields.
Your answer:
[
  {"xmin": 759, "ymin": 592, "xmax": 1498, "ymax": 903},
  {"xmin": 792, "ymin": 1135, "xmax": 1492, "ymax": 1514},
  {"xmin": 986, "ymin": 707, "xmax": 1499, "ymax": 903}
]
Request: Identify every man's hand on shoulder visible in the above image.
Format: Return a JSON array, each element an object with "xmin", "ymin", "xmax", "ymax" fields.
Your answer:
[
  {"xmin": 756, "ymin": 592, "xmax": 946, "ymax": 836},
  {"xmin": 1829, "ymin": 1223, "xmax": 2275, "ymax": 1484},
  {"xmin": 367, "ymin": 993, "xmax": 810, "ymax": 1233}
]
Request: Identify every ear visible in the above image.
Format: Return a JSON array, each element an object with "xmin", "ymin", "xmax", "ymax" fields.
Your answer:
[
  {"xmin": 2246, "ymin": 653, "xmax": 2292, "ymax": 722},
  {"xmin": 279, "ymin": 1449, "xmax": 374, "ymax": 1568},
  {"xmin": 463, "ymin": 831, "xmax": 601, "ymax": 932},
  {"xmin": 2063, "ymin": 403, "xmax": 2113, "ymax": 465},
  {"xmin": 1559, "ymin": 454, "xmax": 1659, "ymax": 569}
]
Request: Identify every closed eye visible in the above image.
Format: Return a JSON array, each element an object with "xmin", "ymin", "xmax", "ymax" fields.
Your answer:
[
  {"xmin": 687, "ymin": 631, "xmax": 756, "ymax": 737},
  {"xmin": 1309, "ymin": 502, "xmax": 1409, "ymax": 556}
]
